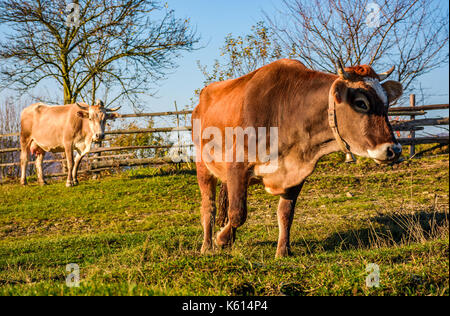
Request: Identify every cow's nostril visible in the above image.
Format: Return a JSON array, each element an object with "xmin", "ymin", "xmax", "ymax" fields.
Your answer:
[
  {"xmin": 386, "ymin": 144, "xmax": 402, "ymax": 160},
  {"xmin": 387, "ymin": 147, "xmax": 395, "ymax": 159}
]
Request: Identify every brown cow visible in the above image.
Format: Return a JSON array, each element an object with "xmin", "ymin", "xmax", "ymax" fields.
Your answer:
[
  {"xmin": 20, "ymin": 100, "xmax": 120, "ymax": 187},
  {"xmin": 192, "ymin": 59, "xmax": 403, "ymax": 257}
]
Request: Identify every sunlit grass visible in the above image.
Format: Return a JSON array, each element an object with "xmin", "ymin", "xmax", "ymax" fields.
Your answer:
[{"xmin": 0, "ymin": 147, "xmax": 448, "ymax": 296}]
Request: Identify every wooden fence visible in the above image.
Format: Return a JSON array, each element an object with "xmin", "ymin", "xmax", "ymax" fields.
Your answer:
[{"xmin": 0, "ymin": 95, "xmax": 448, "ymax": 180}]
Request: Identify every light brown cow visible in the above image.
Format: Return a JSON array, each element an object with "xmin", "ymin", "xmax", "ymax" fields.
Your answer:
[
  {"xmin": 20, "ymin": 100, "xmax": 120, "ymax": 187},
  {"xmin": 192, "ymin": 59, "xmax": 403, "ymax": 257}
]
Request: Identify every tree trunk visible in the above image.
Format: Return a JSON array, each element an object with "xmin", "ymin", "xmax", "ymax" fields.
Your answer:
[{"xmin": 64, "ymin": 84, "xmax": 73, "ymax": 105}]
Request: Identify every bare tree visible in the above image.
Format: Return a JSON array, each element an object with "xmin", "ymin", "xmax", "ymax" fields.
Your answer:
[
  {"xmin": 0, "ymin": 97, "xmax": 34, "ymax": 179},
  {"xmin": 0, "ymin": 0, "xmax": 199, "ymax": 109},
  {"xmin": 198, "ymin": 22, "xmax": 283, "ymax": 85},
  {"xmin": 265, "ymin": 0, "xmax": 449, "ymax": 97}
]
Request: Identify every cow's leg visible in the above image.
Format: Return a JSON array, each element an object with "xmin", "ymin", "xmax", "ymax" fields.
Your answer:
[
  {"xmin": 64, "ymin": 145, "xmax": 75, "ymax": 187},
  {"xmin": 197, "ymin": 161, "xmax": 217, "ymax": 254},
  {"xmin": 276, "ymin": 183, "xmax": 304, "ymax": 258},
  {"xmin": 19, "ymin": 139, "xmax": 30, "ymax": 186},
  {"xmin": 72, "ymin": 149, "xmax": 86, "ymax": 186},
  {"xmin": 216, "ymin": 164, "xmax": 249, "ymax": 248},
  {"xmin": 35, "ymin": 151, "xmax": 47, "ymax": 186}
]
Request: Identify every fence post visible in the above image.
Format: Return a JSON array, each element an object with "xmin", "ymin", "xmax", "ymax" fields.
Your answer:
[
  {"xmin": 92, "ymin": 141, "xmax": 102, "ymax": 179},
  {"xmin": 174, "ymin": 101, "xmax": 181, "ymax": 170},
  {"xmin": 409, "ymin": 94, "xmax": 416, "ymax": 158}
]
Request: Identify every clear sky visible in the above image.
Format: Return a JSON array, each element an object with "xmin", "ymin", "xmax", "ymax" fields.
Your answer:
[
  {"xmin": 0, "ymin": 0, "xmax": 448, "ymax": 115},
  {"xmin": 152, "ymin": 0, "xmax": 449, "ymax": 114},
  {"xmin": 152, "ymin": 0, "xmax": 279, "ymax": 113}
]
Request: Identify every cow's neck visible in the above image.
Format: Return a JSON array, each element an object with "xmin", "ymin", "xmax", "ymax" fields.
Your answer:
[
  {"xmin": 261, "ymin": 77, "xmax": 345, "ymax": 196},
  {"xmin": 293, "ymin": 76, "xmax": 342, "ymax": 163},
  {"xmin": 79, "ymin": 118, "xmax": 94, "ymax": 146}
]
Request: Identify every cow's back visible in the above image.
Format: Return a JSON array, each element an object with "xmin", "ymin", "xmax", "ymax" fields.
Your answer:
[
  {"xmin": 193, "ymin": 59, "xmax": 313, "ymax": 129},
  {"xmin": 21, "ymin": 103, "xmax": 77, "ymax": 152},
  {"xmin": 194, "ymin": 69, "xmax": 258, "ymax": 128}
]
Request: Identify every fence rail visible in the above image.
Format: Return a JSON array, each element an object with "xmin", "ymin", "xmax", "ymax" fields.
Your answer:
[{"xmin": 1, "ymin": 95, "xmax": 448, "ymax": 179}]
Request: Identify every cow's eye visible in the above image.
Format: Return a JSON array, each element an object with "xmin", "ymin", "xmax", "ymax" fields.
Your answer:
[{"xmin": 353, "ymin": 96, "xmax": 370, "ymax": 112}]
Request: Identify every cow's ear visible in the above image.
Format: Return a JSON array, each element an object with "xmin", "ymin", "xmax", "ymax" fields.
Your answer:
[
  {"xmin": 382, "ymin": 81, "xmax": 403, "ymax": 105},
  {"xmin": 331, "ymin": 80, "xmax": 348, "ymax": 104},
  {"xmin": 107, "ymin": 112, "xmax": 121, "ymax": 120},
  {"xmin": 77, "ymin": 111, "xmax": 88, "ymax": 118}
]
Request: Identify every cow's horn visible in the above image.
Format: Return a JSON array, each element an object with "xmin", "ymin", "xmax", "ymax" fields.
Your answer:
[
  {"xmin": 106, "ymin": 106, "xmax": 122, "ymax": 112},
  {"xmin": 336, "ymin": 59, "xmax": 350, "ymax": 80},
  {"xmin": 378, "ymin": 66, "xmax": 395, "ymax": 81},
  {"xmin": 95, "ymin": 99, "xmax": 105, "ymax": 108},
  {"xmin": 76, "ymin": 102, "xmax": 89, "ymax": 110}
]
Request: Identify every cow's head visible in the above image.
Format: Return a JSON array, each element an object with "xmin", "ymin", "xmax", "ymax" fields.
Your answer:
[
  {"xmin": 329, "ymin": 61, "xmax": 403, "ymax": 164},
  {"xmin": 76, "ymin": 100, "xmax": 121, "ymax": 142}
]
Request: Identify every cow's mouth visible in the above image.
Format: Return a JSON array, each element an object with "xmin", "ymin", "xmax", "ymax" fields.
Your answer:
[
  {"xmin": 373, "ymin": 156, "xmax": 404, "ymax": 165},
  {"xmin": 373, "ymin": 158, "xmax": 393, "ymax": 165},
  {"xmin": 368, "ymin": 143, "xmax": 403, "ymax": 164},
  {"xmin": 92, "ymin": 134, "xmax": 105, "ymax": 142}
]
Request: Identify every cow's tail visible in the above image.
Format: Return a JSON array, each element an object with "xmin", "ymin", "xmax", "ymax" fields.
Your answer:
[{"xmin": 216, "ymin": 182, "xmax": 229, "ymax": 227}]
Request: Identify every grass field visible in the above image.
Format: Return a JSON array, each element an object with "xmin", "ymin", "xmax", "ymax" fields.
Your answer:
[{"xmin": 0, "ymin": 148, "xmax": 448, "ymax": 296}]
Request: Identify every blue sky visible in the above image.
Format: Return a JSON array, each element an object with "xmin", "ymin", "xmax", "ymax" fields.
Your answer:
[
  {"xmin": 153, "ymin": 0, "xmax": 279, "ymax": 113},
  {"xmin": 0, "ymin": 0, "xmax": 448, "ymax": 114},
  {"xmin": 151, "ymin": 0, "xmax": 449, "ymax": 114}
]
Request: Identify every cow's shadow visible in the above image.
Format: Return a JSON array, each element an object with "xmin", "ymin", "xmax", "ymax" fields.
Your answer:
[{"xmin": 253, "ymin": 210, "xmax": 448, "ymax": 254}]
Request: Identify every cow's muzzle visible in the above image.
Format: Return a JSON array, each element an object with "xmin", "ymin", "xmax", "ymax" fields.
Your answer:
[
  {"xmin": 368, "ymin": 143, "xmax": 402, "ymax": 164},
  {"xmin": 93, "ymin": 133, "xmax": 105, "ymax": 142}
]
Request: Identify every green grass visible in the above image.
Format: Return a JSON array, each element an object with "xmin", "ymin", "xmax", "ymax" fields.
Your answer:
[{"xmin": 0, "ymin": 148, "xmax": 448, "ymax": 296}]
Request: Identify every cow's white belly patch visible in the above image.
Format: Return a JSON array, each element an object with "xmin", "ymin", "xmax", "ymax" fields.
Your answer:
[
  {"xmin": 31, "ymin": 139, "xmax": 64, "ymax": 153},
  {"xmin": 258, "ymin": 155, "xmax": 315, "ymax": 196}
]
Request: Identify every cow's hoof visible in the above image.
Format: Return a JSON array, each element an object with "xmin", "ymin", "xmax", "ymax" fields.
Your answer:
[
  {"xmin": 73, "ymin": 180, "xmax": 79, "ymax": 186},
  {"xmin": 21, "ymin": 181, "xmax": 28, "ymax": 186},
  {"xmin": 39, "ymin": 182, "xmax": 48, "ymax": 186},
  {"xmin": 215, "ymin": 228, "xmax": 234, "ymax": 249},
  {"xmin": 201, "ymin": 243, "xmax": 214, "ymax": 255},
  {"xmin": 66, "ymin": 182, "xmax": 74, "ymax": 188},
  {"xmin": 275, "ymin": 247, "xmax": 293, "ymax": 258}
]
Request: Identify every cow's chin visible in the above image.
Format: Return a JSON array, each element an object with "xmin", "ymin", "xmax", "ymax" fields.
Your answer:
[
  {"xmin": 353, "ymin": 150, "xmax": 398, "ymax": 165},
  {"xmin": 373, "ymin": 158, "xmax": 394, "ymax": 165}
]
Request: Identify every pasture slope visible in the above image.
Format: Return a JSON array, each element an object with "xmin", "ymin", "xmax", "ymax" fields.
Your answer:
[{"xmin": 0, "ymin": 148, "xmax": 448, "ymax": 296}]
